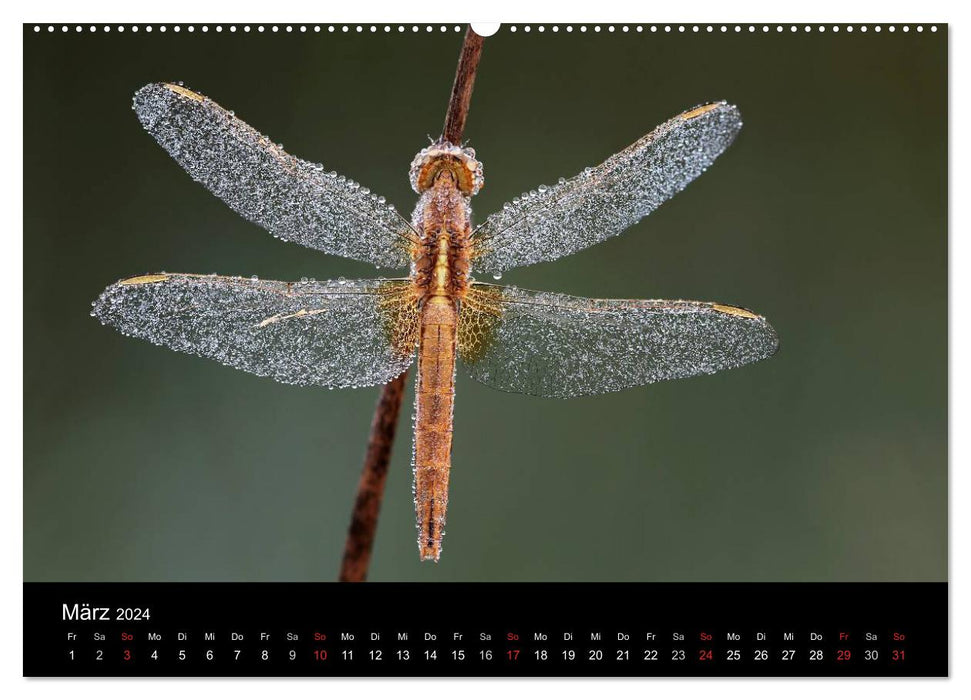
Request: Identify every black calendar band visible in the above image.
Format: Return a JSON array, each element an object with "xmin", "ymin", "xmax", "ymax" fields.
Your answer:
[{"xmin": 24, "ymin": 582, "xmax": 947, "ymax": 677}]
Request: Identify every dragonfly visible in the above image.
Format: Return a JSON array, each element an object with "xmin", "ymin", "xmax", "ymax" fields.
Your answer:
[{"xmin": 92, "ymin": 82, "xmax": 779, "ymax": 562}]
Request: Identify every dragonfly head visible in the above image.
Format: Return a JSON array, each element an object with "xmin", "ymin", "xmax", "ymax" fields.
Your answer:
[{"xmin": 409, "ymin": 141, "xmax": 484, "ymax": 196}]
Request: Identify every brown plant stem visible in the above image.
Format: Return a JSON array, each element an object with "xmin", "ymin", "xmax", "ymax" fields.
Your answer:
[
  {"xmin": 442, "ymin": 27, "xmax": 485, "ymax": 145},
  {"xmin": 338, "ymin": 371, "xmax": 407, "ymax": 582},
  {"xmin": 339, "ymin": 26, "xmax": 486, "ymax": 582}
]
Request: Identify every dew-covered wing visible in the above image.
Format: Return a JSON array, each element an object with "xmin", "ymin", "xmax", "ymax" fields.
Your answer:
[
  {"xmin": 133, "ymin": 83, "xmax": 414, "ymax": 269},
  {"xmin": 458, "ymin": 283, "xmax": 777, "ymax": 398},
  {"xmin": 472, "ymin": 103, "xmax": 742, "ymax": 274},
  {"xmin": 92, "ymin": 274, "xmax": 420, "ymax": 388}
]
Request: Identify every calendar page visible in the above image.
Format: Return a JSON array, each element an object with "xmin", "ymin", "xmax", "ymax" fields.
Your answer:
[{"xmin": 22, "ymin": 19, "xmax": 947, "ymax": 678}]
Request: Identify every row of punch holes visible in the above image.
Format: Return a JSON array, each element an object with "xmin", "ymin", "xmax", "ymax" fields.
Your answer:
[{"xmin": 33, "ymin": 24, "xmax": 939, "ymax": 35}]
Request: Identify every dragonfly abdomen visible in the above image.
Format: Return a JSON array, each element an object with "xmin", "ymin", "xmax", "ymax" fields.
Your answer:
[
  {"xmin": 414, "ymin": 295, "xmax": 458, "ymax": 562},
  {"xmin": 409, "ymin": 161, "xmax": 473, "ymax": 562}
]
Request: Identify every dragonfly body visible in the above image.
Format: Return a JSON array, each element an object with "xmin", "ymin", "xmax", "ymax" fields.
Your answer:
[
  {"xmin": 410, "ymin": 156, "xmax": 478, "ymax": 560},
  {"xmin": 93, "ymin": 83, "xmax": 780, "ymax": 564}
]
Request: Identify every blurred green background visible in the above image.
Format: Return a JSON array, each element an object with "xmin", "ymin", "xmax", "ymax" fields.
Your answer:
[{"xmin": 24, "ymin": 25, "xmax": 946, "ymax": 582}]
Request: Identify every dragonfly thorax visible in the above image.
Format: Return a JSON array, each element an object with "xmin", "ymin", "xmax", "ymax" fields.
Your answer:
[{"xmin": 409, "ymin": 141, "xmax": 484, "ymax": 196}]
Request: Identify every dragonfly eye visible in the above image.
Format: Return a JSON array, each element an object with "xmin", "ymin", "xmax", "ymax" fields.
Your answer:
[{"xmin": 409, "ymin": 141, "xmax": 484, "ymax": 196}]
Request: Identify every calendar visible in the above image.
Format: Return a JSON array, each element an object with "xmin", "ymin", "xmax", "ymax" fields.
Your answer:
[
  {"xmin": 22, "ymin": 19, "xmax": 948, "ymax": 682},
  {"xmin": 24, "ymin": 583, "xmax": 946, "ymax": 676}
]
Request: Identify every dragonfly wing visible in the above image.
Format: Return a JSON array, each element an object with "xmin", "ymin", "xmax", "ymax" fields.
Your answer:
[
  {"xmin": 472, "ymin": 103, "xmax": 742, "ymax": 274},
  {"xmin": 458, "ymin": 283, "xmax": 777, "ymax": 398},
  {"xmin": 92, "ymin": 274, "xmax": 420, "ymax": 388},
  {"xmin": 133, "ymin": 83, "xmax": 414, "ymax": 269}
]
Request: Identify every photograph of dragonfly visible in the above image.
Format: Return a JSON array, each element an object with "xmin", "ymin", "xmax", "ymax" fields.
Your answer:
[{"xmin": 91, "ymin": 81, "xmax": 778, "ymax": 562}]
